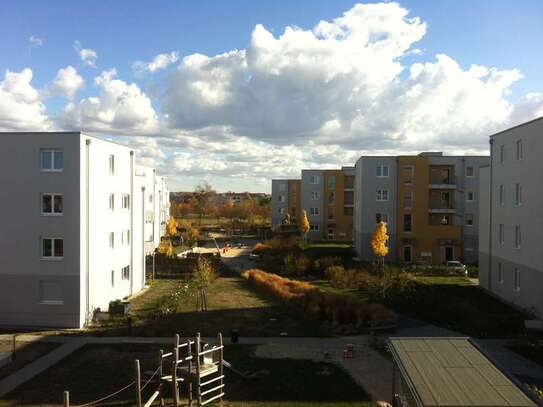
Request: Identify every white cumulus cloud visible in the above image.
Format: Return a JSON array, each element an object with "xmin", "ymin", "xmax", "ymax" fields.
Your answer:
[
  {"xmin": 50, "ymin": 66, "xmax": 84, "ymax": 99},
  {"xmin": 132, "ymin": 51, "xmax": 179, "ymax": 76},
  {"xmin": 74, "ymin": 40, "xmax": 98, "ymax": 68}
]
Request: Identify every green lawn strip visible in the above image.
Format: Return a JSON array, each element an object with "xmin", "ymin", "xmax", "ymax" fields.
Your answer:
[
  {"xmin": 414, "ymin": 275, "xmax": 472, "ymax": 286},
  {"xmin": 1, "ymin": 344, "xmax": 372, "ymax": 407}
]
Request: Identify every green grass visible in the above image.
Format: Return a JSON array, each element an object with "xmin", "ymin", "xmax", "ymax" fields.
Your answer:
[
  {"xmin": 0, "ymin": 344, "xmax": 372, "ymax": 407},
  {"xmin": 89, "ymin": 276, "xmax": 330, "ymax": 337},
  {"xmin": 414, "ymin": 275, "xmax": 472, "ymax": 286},
  {"xmin": 0, "ymin": 340, "xmax": 61, "ymax": 380}
]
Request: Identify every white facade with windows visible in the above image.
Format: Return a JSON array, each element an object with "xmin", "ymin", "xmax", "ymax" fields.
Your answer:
[
  {"xmin": 479, "ymin": 117, "xmax": 543, "ymax": 318},
  {"xmin": 0, "ymin": 132, "xmax": 169, "ymax": 328}
]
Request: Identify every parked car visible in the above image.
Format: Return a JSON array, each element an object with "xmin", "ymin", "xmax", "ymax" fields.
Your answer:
[
  {"xmin": 249, "ymin": 252, "xmax": 260, "ymax": 261},
  {"xmin": 446, "ymin": 261, "xmax": 468, "ymax": 276}
]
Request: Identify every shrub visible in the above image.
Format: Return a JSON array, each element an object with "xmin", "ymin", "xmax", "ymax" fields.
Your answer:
[
  {"xmin": 283, "ymin": 254, "xmax": 311, "ymax": 276},
  {"xmin": 325, "ymin": 266, "xmax": 377, "ymax": 290},
  {"xmin": 242, "ymin": 269, "xmax": 396, "ymax": 327},
  {"xmin": 314, "ymin": 256, "xmax": 342, "ymax": 273}
]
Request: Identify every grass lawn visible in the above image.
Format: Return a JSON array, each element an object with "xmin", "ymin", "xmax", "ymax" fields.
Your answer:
[
  {"xmin": 90, "ymin": 276, "xmax": 330, "ymax": 337},
  {"xmin": 0, "ymin": 344, "xmax": 372, "ymax": 407},
  {"xmin": 0, "ymin": 340, "xmax": 61, "ymax": 380},
  {"xmin": 413, "ymin": 275, "xmax": 473, "ymax": 286}
]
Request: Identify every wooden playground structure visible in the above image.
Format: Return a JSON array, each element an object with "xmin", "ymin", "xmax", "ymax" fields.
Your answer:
[{"xmin": 62, "ymin": 332, "xmax": 225, "ymax": 407}]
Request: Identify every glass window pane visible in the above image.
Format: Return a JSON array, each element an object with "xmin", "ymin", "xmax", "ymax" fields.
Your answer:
[
  {"xmin": 54, "ymin": 195, "xmax": 63, "ymax": 213},
  {"xmin": 41, "ymin": 151, "xmax": 52, "ymax": 169},
  {"xmin": 54, "ymin": 239, "xmax": 63, "ymax": 257},
  {"xmin": 42, "ymin": 195, "xmax": 52, "ymax": 213},
  {"xmin": 43, "ymin": 239, "xmax": 52, "ymax": 257},
  {"xmin": 53, "ymin": 151, "xmax": 63, "ymax": 170}
]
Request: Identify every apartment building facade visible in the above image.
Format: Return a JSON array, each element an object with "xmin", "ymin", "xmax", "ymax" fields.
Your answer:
[
  {"xmin": 354, "ymin": 153, "xmax": 488, "ymax": 265},
  {"xmin": 0, "ymin": 132, "xmax": 169, "ymax": 328},
  {"xmin": 271, "ymin": 179, "xmax": 301, "ymax": 227},
  {"xmin": 479, "ymin": 117, "xmax": 543, "ymax": 317}
]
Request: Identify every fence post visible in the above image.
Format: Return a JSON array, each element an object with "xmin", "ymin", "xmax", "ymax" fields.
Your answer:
[
  {"xmin": 219, "ymin": 332, "xmax": 224, "ymax": 406},
  {"xmin": 196, "ymin": 332, "xmax": 202, "ymax": 406},
  {"xmin": 158, "ymin": 349, "xmax": 165, "ymax": 407},
  {"xmin": 173, "ymin": 334, "xmax": 180, "ymax": 406},
  {"xmin": 187, "ymin": 339, "xmax": 193, "ymax": 407},
  {"xmin": 135, "ymin": 359, "xmax": 142, "ymax": 407},
  {"xmin": 63, "ymin": 390, "xmax": 69, "ymax": 407}
]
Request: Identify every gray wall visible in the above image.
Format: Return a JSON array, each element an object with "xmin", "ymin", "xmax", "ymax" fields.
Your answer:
[
  {"xmin": 480, "ymin": 118, "xmax": 543, "ymax": 317},
  {"xmin": 354, "ymin": 157, "xmax": 397, "ymax": 262},
  {"xmin": 301, "ymin": 170, "xmax": 324, "ymax": 239},
  {"xmin": 0, "ymin": 132, "xmax": 82, "ymax": 327},
  {"xmin": 271, "ymin": 179, "xmax": 290, "ymax": 226}
]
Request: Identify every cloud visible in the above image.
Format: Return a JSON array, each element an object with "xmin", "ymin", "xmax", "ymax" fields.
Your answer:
[
  {"xmin": 132, "ymin": 51, "xmax": 179, "ymax": 76},
  {"xmin": 50, "ymin": 66, "xmax": 84, "ymax": 99},
  {"xmin": 0, "ymin": 68, "xmax": 50, "ymax": 131},
  {"xmin": 74, "ymin": 40, "xmax": 98, "ymax": 68},
  {"xmin": 60, "ymin": 68, "xmax": 158, "ymax": 133},
  {"xmin": 29, "ymin": 35, "xmax": 44, "ymax": 47}
]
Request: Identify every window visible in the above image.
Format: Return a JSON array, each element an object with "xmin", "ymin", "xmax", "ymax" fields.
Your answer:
[
  {"xmin": 515, "ymin": 183, "xmax": 522, "ymax": 206},
  {"xmin": 109, "ymin": 232, "xmax": 115, "ymax": 249},
  {"xmin": 121, "ymin": 265, "xmax": 130, "ymax": 280},
  {"xmin": 41, "ymin": 149, "xmax": 63, "ymax": 171},
  {"xmin": 465, "ymin": 214, "xmax": 474, "ymax": 227},
  {"xmin": 403, "ymin": 191, "xmax": 413, "ymax": 209},
  {"xmin": 309, "ymin": 207, "xmax": 319, "ymax": 216},
  {"xmin": 466, "ymin": 191, "xmax": 474, "ymax": 202},
  {"xmin": 149, "ymin": 194, "xmax": 153, "ymax": 203},
  {"xmin": 515, "ymin": 226, "xmax": 521, "ymax": 249},
  {"xmin": 111, "ymin": 270, "xmax": 115, "ymax": 287},
  {"xmin": 121, "ymin": 230, "xmax": 130, "ymax": 245},
  {"xmin": 309, "ymin": 224, "xmax": 319, "ymax": 231},
  {"xmin": 39, "ymin": 280, "xmax": 63, "ymax": 304},
  {"xmin": 122, "ymin": 194, "xmax": 130, "ymax": 209},
  {"xmin": 499, "ymin": 185, "xmax": 504, "ymax": 206},
  {"xmin": 498, "ymin": 263, "xmax": 504, "ymax": 284},
  {"xmin": 42, "ymin": 193, "xmax": 63, "ymax": 215},
  {"xmin": 466, "ymin": 166, "xmax": 474, "ymax": 177},
  {"xmin": 403, "ymin": 165, "xmax": 414, "ymax": 184},
  {"xmin": 514, "ymin": 268, "xmax": 520, "ymax": 291},
  {"xmin": 327, "ymin": 228, "xmax": 335, "ymax": 239},
  {"xmin": 278, "ymin": 183, "xmax": 287, "ymax": 192},
  {"xmin": 328, "ymin": 191, "xmax": 336, "ymax": 205},
  {"xmin": 516, "ymin": 140, "xmax": 523, "ymax": 160},
  {"xmin": 109, "ymin": 154, "xmax": 115, "ymax": 175},
  {"xmin": 500, "ymin": 145, "xmax": 505, "ymax": 164},
  {"xmin": 310, "ymin": 175, "xmax": 320, "ymax": 184},
  {"xmin": 376, "ymin": 189, "xmax": 389, "ymax": 202},
  {"xmin": 311, "ymin": 191, "xmax": 320, "ymax": 201},
  {"xmin": 327, "ymin": 176, "xmax": 336, "ymax": 189},
  {"xmin": 328, "ymin": 207, "xmax": 336, "ymax": 220},
  {"xmin": 403, "ymin": 246, "xmax": 412, "ymax": 263},
  {"xmin": 376, "ymin": 213, "xmax": 388, "ymax": 224},
  {"xmin": 42, "ymin": 238, "xmax": 63, "ymax": 259},
  {"xmin": 109, "ymin": 193, "xmax": 115, "ymax": 210},
  {"xmin": 344, "ymin": 207, "xmax": 353, "ymax": 216},
  {"xmin": 278, "ymin": 195, "xmax": 286, "ymax": 203},
  {"xmin": 404, "ymin": 214, "xmax": 412, "ymax": 232},
  {"xmin": 499, "ymin": 224, "xmax": 504, "ymax": 245},
  {"xmin": 376, "ymin": 165, "xmax": 389, "ymax": 177},
  {"xmin": 278, "ymin": 207, "xmax": 286, "ymax": 214}
]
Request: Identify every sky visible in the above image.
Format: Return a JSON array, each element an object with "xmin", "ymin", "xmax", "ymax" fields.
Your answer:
[{"xmin": 1, "ymin": 0, "xmax": 543, "ymax": 192}]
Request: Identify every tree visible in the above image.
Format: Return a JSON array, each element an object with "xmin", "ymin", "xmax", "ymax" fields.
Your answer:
[
  {"xmin": 371, "ymin": 221, "xmax": 389, "ymax": 275},
  {"xmin": 193, "ymin": 182, "xmax": 216, "ymax": 225},
  {"xmin": 166, "ymin": 217, "xmax": 178, "ymax": 237},
  {"xmin": 300, "ymin": 210, "xmax": 310, "ymax": 241},
  {"xmin": 191, "ymin": 256, "xmax": 216, "ymax": 311}
]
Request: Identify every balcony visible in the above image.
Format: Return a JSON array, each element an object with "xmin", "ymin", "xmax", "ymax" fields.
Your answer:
[
  {"xmin": 429, "ymin": 200, "xmax": 455, "ymax": 214},
  {"xmin": 429, "ymin": 168, "xmax": 456, "ymax": 189}
]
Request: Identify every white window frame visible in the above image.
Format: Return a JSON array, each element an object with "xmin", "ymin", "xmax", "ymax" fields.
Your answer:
[
  {"xmin": 311, "ymin": 191, "xmax": 319, "ymax": 201},
  {"xmin": 109, "ymin": 232, "xmax": 115, "ymax": 249},
  {"xmin": 327, "ymin": 176, "xmax": 336, "ymax": 189},
  {"xmin": 515, "ymin": 225, "xmax": 521, "ymax": 249},
  {"xmin": 121, "ymin": 230, "xmax": 131, "ymax": 245},
  {"xmin": 309, "ymin": 207, "xmax": 320, "ymax": 216},
  {"xmin": 109, "ymin": 154, "xmax": 115, "ymax": 175},
  {"xmin": 466, "ymin": 166, "xmax": 474, "ymax": 177},
  {"xmin": 465, "ymin": 213, "xmax": 474, "ymax": 227},
  {"xmin": 499, "ymin": 224, "xmax": 504, "ymax": 245},
  {"xmin": 121, "ymin": 265, "xmax": 130, "ymax": 280},
  {"xmin": 41, "ymin": 237, "xmax": 64, "ymax": 260},
  {"xmin": 466, "ymin": 191, "xmax": 474, "ymax": 202},
  {"xmin": 40, "ymin": 149, "xmax": 64, "ymax": 172},
  {"xmin": 278, "ymin": 207, "xmax": 286, "ymax": 215},
  {"xmin": 514, "ymin": 183, "xmax": 522, "ymax": 206},
  {"xmin": 278, "ymin": 195, "xmax": 286, "ymax": 203},
  {"xmin": 376, "ymin": 189, "xmax": 389, "ymax": 202},
  {"xmin": 403, "ymin": 165, "xmax": 414, "ymax": 184},
  {"xmin": 309, "ymin": 175, "xmax": 320, "ymax": 185},
  {"xmin": 278, "ymin": 183, "xmax": 287, "ymax": 192},
  {"xmin": 41, "ymin": 193, "xmax": 64, "ymax": 216},
  {"xmin": 404, "ymin": 214, "xmax": 412, "ymax": 233},
  {"xmin": 309, "ymin": 224, "xmax": 319, "ymax": 231},
  {"xmin": 111, "ymin": 270, "xmax": 115, "ymax": 287},
  {"xmin": 514, "ymin": 268, "xmax": 520, "ymax": 291},
  {"xmin": 516, "ymin": 139, "xmax": 523, "ymax": 160},
  {"xmin": 500, "ymin": 145, "xmax": 505, "ymax": 164},
  {"xmin": 499, "ymin": 185, "xmax": 504, "ymax": 206},
  {"xmin": 39, "ymin": 280, "xmax": 63, "ymax": 305},
  {"xmin": 376, "ymin": 213, "xmax": 388, "ymax": 224},
  {"xmin": 403, "ymin": 191, "xmax": 413, "ymax": 209},
  {"xmin": 376, "ymin": 165, "xmax": 389, "ymax": 178},
  {"xmin": 109, "ymin": 193, "xmax": 115, "ymax": 211},
  {"xmin": 122, "ymin": 194, "xmax": 130, "ymax": 210}
]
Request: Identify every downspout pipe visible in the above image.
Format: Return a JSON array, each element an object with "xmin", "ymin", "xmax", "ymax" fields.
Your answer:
[
  {"xmin": 142, "ymin": 186, "xmax": 146, "ymax": 288},
  {"xmin": 488, "ymin": 139, "xmax": 494, "ymax": 290},
  {"xmin": 85, "ymin": 138, "xmax": 91, "ymax": 325},
  {"xmin": 130, "ymin": 151, "xmax": 134, "ymax": 296}
]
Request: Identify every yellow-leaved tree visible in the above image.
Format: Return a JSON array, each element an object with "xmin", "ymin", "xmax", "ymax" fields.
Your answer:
[
  {"xmin": 166, "ymin": 217, "xmax": 178, "ymax": 237},
  {"xmin": 300, "ymin": 210, "xmax": 310, "ymax": 241},
  {"xmin": 371, "ymin": 221, "xmax": 389, "ymax": 274}
]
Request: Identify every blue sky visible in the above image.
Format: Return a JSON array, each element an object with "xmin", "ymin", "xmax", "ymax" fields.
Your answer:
[{"xmin": 1, "ymin": 1, "xmax": 543, "ymax": 191}]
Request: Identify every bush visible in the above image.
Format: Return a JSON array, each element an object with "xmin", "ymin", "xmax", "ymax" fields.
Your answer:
[
  {"xmin": 314, "ymin": 256, "xmax": 343, "ymax": 273},
  {"xmin": 242, "ymin": 269, "xmax": 396, "ymax": 327},
  {"xmin": 283, "ymin": 254, "xmax": 311, "ymax": 276},
  {"xmin": 325, "ymin": 266, "xmax": 377, "ymax": 290},
  {"xmin": 467, "ymin": 266, "xmax": 479, "ymax": 278}
]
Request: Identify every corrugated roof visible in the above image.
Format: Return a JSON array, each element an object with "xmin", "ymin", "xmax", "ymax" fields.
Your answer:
[{"xmin": 389, "ymin": 337, "xmax": 537, "ymax": 407}]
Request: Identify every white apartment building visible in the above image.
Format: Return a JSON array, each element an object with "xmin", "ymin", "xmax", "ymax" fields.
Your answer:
[
  {"xmin": 0, "ymin": 132, "xmax": 169, "ymax": 328},
  {"xmin": 479, "ymin": 117, "xmax": 543, "ymax": 317}
]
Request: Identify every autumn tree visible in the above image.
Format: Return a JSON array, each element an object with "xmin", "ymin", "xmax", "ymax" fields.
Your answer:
[
  {"xmin": 371, "ymin": 221, "xmax": 389, "ymax": 275},
  {"xmin": 166, "ymin": 217, "xmax": 178, "ymax": 237},
  {"xmin": 191, "ymin": 256, "xmax": 217, "ymax": 311},
  {"xmin": 193, "ymin": 182, "xmax": 216, "ymax": 225},
  {"xmin": 300, "ymin": 210, "xmax": 310, "ymax": 241}
]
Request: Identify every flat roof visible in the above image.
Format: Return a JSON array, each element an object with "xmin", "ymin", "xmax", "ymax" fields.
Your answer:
[
  {"xmin": 389, "ymin": 337, "xmax": 537, "ymax": 407},
  {"xmin": 489, "ymin": 116, "xmax": 543, "ymax": 139}
]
